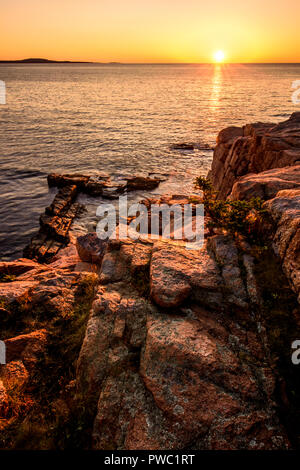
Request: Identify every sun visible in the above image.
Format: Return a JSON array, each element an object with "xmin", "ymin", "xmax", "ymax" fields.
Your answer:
[{"xmin": 213, "ymin": 50, "xmax": 225, "ymax": 63}]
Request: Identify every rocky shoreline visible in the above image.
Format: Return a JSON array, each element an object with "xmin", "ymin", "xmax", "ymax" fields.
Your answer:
[
  {"xmin": 0, "ymin": 114, "xmax": 299, "ymax": 449},
  {"xmin": 23, "ymin": 173, "xmax": 164, "ymax": 263},
  {"xmin": 209, "ymin": 111, "xmax": 300, "ymax": 304}
]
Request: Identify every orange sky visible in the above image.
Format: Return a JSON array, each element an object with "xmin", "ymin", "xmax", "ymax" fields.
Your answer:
[{"xmin": 1, "ymin": 0, "xmax": 300, "ymax": 63}]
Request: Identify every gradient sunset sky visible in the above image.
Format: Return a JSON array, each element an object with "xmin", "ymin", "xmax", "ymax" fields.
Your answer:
[{"xmin": 1, "ymin": 0, "xmax": 300, "ymax": 63}]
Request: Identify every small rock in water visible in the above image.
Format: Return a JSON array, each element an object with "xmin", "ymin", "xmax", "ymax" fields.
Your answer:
[
  {"xmin": 85, "ymin": 175, "xmax": 116, "ymax": 196},
  {"xmin": 126, "ymin": 175, "xmax": 162, "ymax": 191},
  {"xmin": 48, "ymin": 172, "xmax": 163, "ymax": 196},
  {"xmin": 47, "ymin": 173, "xmax": 90, "ymax": 189},
  {"xmin": 171, "ymin": 143, "xmax": 194, "ymax": 151}
]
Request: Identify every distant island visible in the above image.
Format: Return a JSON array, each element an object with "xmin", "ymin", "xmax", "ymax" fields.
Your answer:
[
  {"xmin": 0, "ymin": 58, "xmax": 124, "ymax": 64},
  {"xmin": 0, "ymin": 58, "xmax": 93, "ymax": 64}
]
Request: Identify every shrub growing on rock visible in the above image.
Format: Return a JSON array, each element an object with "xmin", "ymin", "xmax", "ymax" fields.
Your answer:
[{"xmin": 195, "ymin": 176, "xmax": 267, "ymax": 242}]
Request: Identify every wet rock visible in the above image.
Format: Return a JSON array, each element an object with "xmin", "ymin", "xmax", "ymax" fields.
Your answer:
[
  {"xmin": 40, "ymin": 196, "xmax": 83, "ymax": 244},
  {"xmin": 23, "ymin": 232, "xmax": 66, "ymax": 263},
  {"xmin": 24, "ymin": 185, "xmax": 84, "ymax": 263},
  {"xmin": 30, "ymin": 171, "xmax": 163, "ymax": 263},
  {"xmin": 171, "ymin": 143, "xmax": 194, "ymax": 150},
  {"xmin": 100, "ymin": 181, "xmax": 126, "ymax": 199},
  {"xmin": 48, "ymin": 172, "xmax": 163, "ymax": 197},
  {"xmin": 45, "ymin": 184, "xmax": 78, "ymax": 216},
  {"xmin": 47, "ymin": 173, "xmax": 90, "ymax": 189},
  {"xmin": 126, "ymin": 175, "xmax": 162, "ymax": 191},
  {"xmin": 85, "ymin": 175, "xmax": 120, "ymax": 196},
  {"xmin": 76, "ymin": 233, "xmax": 108, "ymax": 265}
]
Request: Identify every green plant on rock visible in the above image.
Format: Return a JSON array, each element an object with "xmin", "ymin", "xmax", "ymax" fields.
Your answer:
[
  {"xmin": 0, "ymin": 273, "xmax": 17, "ymax": 283},
  {"xmin": 194, "ymin": 176, "xmax": 267, "ymax": 242},
  {"xmin": 194, "ymin": 176, "xmax": 214, "ymax": 194}
]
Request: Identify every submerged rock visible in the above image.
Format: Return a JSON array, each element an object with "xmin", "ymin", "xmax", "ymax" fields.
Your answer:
[
  {"xmin": 171, "ymin": 143, "xmax": 194, "ymax": 151},
  {"xmin": 25, "ymin": 171, "xmax": 164, "ymax": 264},
  {"xmin": 47, "ymin": 173, "xmax": 92, "ymax": 189},
  {"xmin": 48, "ymin": 172, "xmax": 163, "ymax": 196},
  {"xmin": 126, "ymin": 175, "xmax": 163, "ymax": 191}
]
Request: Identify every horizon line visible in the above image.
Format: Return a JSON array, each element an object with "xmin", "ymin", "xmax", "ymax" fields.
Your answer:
[{"xmin": 1, "ymin": 58, "xmax": 300, "ymax": 65}]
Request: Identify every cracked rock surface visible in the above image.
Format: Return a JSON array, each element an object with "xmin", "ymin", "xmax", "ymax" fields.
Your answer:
[{"xmin": 76, "ymin": 236, "xmax": 290, "ymax": 450}]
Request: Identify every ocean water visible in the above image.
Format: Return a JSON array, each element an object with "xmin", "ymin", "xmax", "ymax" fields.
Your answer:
[{"xmin": 0, "ymin": 63, "xmax": 299, "ymax": 260}]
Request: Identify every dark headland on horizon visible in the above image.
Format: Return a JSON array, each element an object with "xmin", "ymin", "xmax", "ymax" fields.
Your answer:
[{"xmin": 0, "ymin": 58, "xmax": 95, "ymax": 64}]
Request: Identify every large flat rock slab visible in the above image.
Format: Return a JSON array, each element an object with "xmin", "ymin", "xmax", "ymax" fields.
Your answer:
[{"xmin": 150, "ymin": 242, "xmax": 223, "ymax": 308}]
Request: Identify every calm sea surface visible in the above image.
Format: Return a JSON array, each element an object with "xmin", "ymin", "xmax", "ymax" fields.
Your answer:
[{"xmin": 0, "ymin": 63, "xmax": 299, "ymax": 260}]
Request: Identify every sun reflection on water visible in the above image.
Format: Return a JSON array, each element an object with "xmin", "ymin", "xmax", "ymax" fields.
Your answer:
[{"xmin": 209, "ymin": 65, "xmax": 223, "ymax": 112}]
